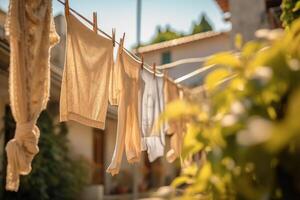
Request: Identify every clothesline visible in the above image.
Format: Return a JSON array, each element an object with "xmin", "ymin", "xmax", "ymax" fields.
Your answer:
[
  {"xmin": 56, "ymin": 0, "xmax": 237, "ymax": 91},
  {"xmin": 157, "ymin": 56, "xmax": 209, "ymax": 70},
  {"xmin": 162, "ymin": 52, "xmax": 240, "ymax": 83},
  {"xmin": 56, "ymin": 0, "xmax": 184, "ymax": 88},
  {"xmin": 174, "ymin": 64, "xmax": 217, "ymax": 83},
  {"xmin": 190, "ymin": 73, "xmax": 238, "ymax": 94}
]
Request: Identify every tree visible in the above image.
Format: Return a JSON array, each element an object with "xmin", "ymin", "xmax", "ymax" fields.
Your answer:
[
  {"xmin": 134, "ymin": 13, "xmax": 213, "ymax": 48},
  {"xmin": 192, "ymin": 14, "xmax": 213, "ymax": 34},
  {"xmin": 1, "ymin": 108, "xmax": 89, "ymax": 200},
  {"xmin": 150, "ymin": 25, "xmax": 182, "ymax": 44}
]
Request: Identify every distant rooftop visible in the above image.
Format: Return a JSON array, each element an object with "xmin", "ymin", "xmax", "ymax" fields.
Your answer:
[
  {"xmin": 215, "ymin": 0, "xmax": 229, "ymax": 13},
  {"xmin": 135, "ymin": 31, "xmax": 228, "ymax": 54}
]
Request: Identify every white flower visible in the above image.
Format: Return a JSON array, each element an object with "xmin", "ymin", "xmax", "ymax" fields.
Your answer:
[
  {"xmin": 267, "ymin": 29, "xmax": 284, "ymax": 40},
  {"xmin": 253, "ymin": 66, "xmax": 273, "ymax": 84},
  {"xmin": 231, "ymin": 101, "xmax": 245, "ymax": 115},
  {"xmin": 222, "ymin": 114, "xmax": 237, "ymax": 127},
  {"xmin": 255, "ymin": 29, "xmax": 283, "ymax": 40},
  {"xmin": 288, "ymin": 59, "xmax": 300, "ymax": 71},
  {"xmin": 237, "ymin": 117, "xmax": 272, "ymax": 146},
  {"xmin": 255, "ymin": 29, "xmax": 270, "ymax": 39}
]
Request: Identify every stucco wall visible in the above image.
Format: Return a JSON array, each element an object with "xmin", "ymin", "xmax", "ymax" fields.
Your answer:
[
  {"xmin": 142, "ymin": 33, "xmax": 230, "ymax": 86},
  {"xmin": 104, "ymin": 117, "xmax": 140, "ymax": 194},
  {"xmin": 229, "ymin": 0, "xmax": 269, "ymax": 44},
  {"xmin": 67, "ymin": 121, "xmax": 94, "ymax": 161},
  {"xmin": 0, "ymin": 10, "xmax": 5, "ymax": 26}
]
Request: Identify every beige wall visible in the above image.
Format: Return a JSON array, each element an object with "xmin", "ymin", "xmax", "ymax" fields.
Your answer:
[
  {"xmin": 0, "ymin": 10, "xmax": 6, "ymax": 38},
  {"xmin": 103, "ymin": 117, "xmax": 178, "ymax": 194},
  {"xmin": 142, "ymin": 33, "xmax": 230, "ymax": 87},
  {"xmin": 104, "ymin": 117, "xmax": 140, "ymax": 194},
  {"xmin": 0, "ymin": 10, "xmax": 5, "ymax": 25},
  {"xmin": 67, "ymin": 121, "xmax": 94, "ymax": 161},
  {"xmin": 229, "ymin": 0, "xmax": 269, "ymax": 43}
]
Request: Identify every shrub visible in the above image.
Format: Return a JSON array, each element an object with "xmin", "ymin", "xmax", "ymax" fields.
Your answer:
[
  {"xmin": 1, "ymin": 109, "xmax": 89, "ymax": 200},
  {"xmin": 167, "ymin": 18, "xmax": 300, "ymax": 199}
]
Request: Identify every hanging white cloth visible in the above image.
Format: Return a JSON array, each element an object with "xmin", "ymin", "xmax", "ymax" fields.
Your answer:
[
  {"xmin": 140, "ymin": 69, "xmax": 165, "ymax": 162},
  {"xmin": 5, "ymin": 0, "xmax": 59, "ymax": 191}
]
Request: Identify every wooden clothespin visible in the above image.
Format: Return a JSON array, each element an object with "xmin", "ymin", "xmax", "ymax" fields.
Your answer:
[
  {"xmin": 120, "ymin": 33, "xmax": 125, "ymax": 54},
  {"xmin": 163, "ymin": 69, "xmax": 168, "ymax": 81},
  {"xmin": 112, "ymin": 28, "xmax": 116, "ymax": 47},
  {"xmin": 140, "ymin": 55, "xmax": 144, "ymax": 70},
  {"xmin": 65, "ymin": 0, "xmax": 70, "ymax": 16},
  {"xmin": 93, "ymin": 12, "xmax": 98, "ymax": 33},
  {"xmin": 153, "ymin": 63, "xmax": 156, "ymax": 79},
  {"xmin": 122, "ymin": 32, "xmax": 126, "ymax": 44}
]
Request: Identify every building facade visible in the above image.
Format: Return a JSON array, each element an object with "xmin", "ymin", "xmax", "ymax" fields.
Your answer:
[{"xmin": 135, "ymin": 31, "xmax": 231, "ymax": 87}]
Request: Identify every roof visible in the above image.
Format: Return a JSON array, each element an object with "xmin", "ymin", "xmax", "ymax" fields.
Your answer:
[
  {"xmin": 215, "ymin": 0, "xmax": 229, "ymax": 13},
  {"xmin": 135, "ymin": 31, "xmax": 228, "ymax": 54}
]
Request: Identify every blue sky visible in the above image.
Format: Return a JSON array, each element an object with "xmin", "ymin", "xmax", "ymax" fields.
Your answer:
[{"xmin": 0, "ymin": 0, "xmax": 230, "ymax": 49}]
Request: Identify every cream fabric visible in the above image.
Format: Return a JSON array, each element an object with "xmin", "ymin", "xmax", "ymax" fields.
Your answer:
[
  {"xmin": 164, "ymin": 79, "xmax": 185, "ymax": 163},
  {"xmin": 5, "ymin": 0, "xmax": 59, "ymax": 191},
  {"xmin": 140, "ymin": 70, "xmax": 165, "ymax": 162},
  {"xmin": 107, "ymin": 43, "xmax": 142, "ymax": 175},
  {"xmin": 60, "ymin": 14, "xmax": 114, "ymax": 129}
]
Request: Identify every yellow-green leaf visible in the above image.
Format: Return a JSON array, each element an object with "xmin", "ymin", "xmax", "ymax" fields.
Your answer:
[
  {"xmin": 172, "ymin": 176, "xmax": 193, "ymax": 188},
  {"xmin": 235, "ymin": 33, "xmax": 243, "ymax": 49},
  {"xmin": 205, "ymin": 52, "xmax": 241, "ymax": 68},
  {"xmin": 205, "ymin": 69, "xmax": 231, "ymax": 91},
  {"xmin": 292, "ymin": 1, "xmax": 300, "ymax": 12}
]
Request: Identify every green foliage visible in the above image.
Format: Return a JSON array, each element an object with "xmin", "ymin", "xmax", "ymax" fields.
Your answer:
[
  {"xmin": 165, "ymin": 18, "xmax": 300, "ymax": 199},
  {"xmin": 192, "ymin": 14, "xmax": 213, "ymax": 34},
  {"xmin": 150, "ymin": 25, "xmax": 183, "ymax": 44},
  {"xmin": 281, "ymin": 0, "xmax": 300, "ymax": 27},
  {"xmin": 2, "ymin": 110, "xmax": 89, "ymax": 200},
  {"xmin": 134, "ymin": 14, "xmax": 213, "ymax": 48}
]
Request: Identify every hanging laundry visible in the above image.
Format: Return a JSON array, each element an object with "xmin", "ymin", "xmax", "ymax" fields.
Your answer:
[
  {"xmin": 107, "ymin": 41, "xmax": 142, "ymax": 176},
  {"xmin": 60, "ymin": 13, "xmax": 114, "ymax": 129},
  {"xmin": 140, "ymin": 69, "xmax": 165, "ymax": 162},
  {"xmin": 4, "ymin": 0, "xmax": 59, "ymax": 191},
  {"xmin": 164, "ymin": 79, "xmax": 185, "ymax": 163}
]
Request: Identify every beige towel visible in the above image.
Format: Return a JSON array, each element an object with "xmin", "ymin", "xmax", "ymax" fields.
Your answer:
[
  {"xmin": 107, "ymin": 42, "xmax": 142, "ymax": 175},
  {"xmin": 60, "ymin": 14, "xmax": 114, "ymax": 129},
  {"xmin": 5, "ymin": 0, "xmax": 59, "ymax": 191}
]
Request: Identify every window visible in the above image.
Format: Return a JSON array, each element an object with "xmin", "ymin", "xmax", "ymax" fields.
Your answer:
[
  {"xmin": 92, "ymin": 129, "xmax": 105, "ymax": 184},
  {"xmin": 161, "ymin": 51, "xmax": 171, "ymax": 65}
]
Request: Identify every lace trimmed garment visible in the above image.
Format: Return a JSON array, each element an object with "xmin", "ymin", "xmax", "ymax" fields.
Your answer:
[
  {"xmin": 5, "ymin": 0, "xmax": 59, "ymax": 191},
  {"xmin": 140, "ymin": 70, "xmax": 165, "ymax": 162},
  {"xmin": 107, "ymin": 42, "xmax": 142, "ymax": 176},
  {"xmin": 60, "ymin": 14, "xmax": 114, "ymax": 129}
]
